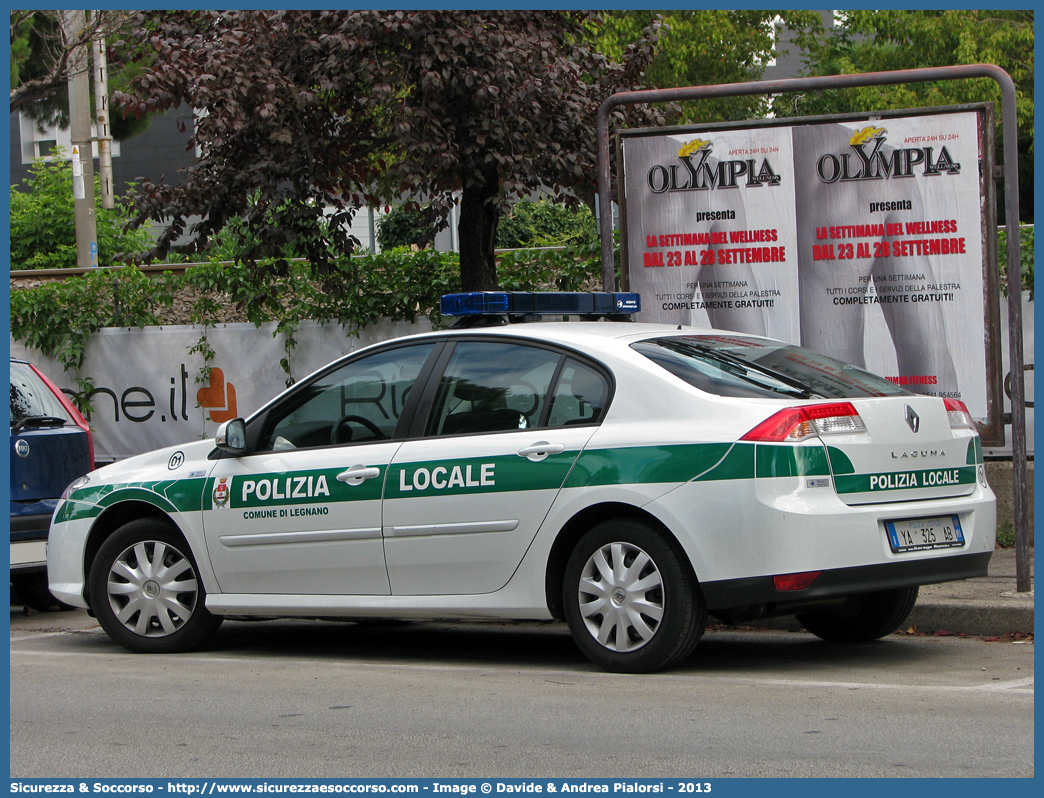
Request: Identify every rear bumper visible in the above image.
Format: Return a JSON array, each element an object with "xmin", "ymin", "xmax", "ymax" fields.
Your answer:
[
  {"xmin": 11, "ymin": 511, "xmax": 54, "ymax": 540},
  {"xmin": 702, "ymin": 550, "xmax": 991, "ymax": 612},
  {"xmin": 11, "ymin": 539, "xmax": 49, "ymax": 571}
]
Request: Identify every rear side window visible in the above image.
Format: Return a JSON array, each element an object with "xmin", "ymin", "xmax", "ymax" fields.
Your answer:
[
  {"xmin": 547, "ymin": 359, "xmax": 609, "ymax": 427},
  {"xmin": 426, "ymin": 342, "xmax": 561, "ymax": 436},
  {"xmin": 424, "ymin": 342, "xmax": 612, "ymax": 436},
  {"xmin": 632, "ymin": 336, "xmax": 909, "ymax": 400},
  {"xmin": 10, "ymin": 362, "xmax": 74, "ymax": 426}
]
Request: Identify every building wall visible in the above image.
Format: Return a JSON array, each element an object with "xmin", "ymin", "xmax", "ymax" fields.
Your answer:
[{"xmin": 10, "ymin": 108, "xmax": 194, "ymax": 194}]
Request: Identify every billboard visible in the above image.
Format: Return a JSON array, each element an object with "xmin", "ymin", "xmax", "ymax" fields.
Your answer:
[{"xmin": 621, "ymin": 108, "xmax": 995, "ymax": 421}]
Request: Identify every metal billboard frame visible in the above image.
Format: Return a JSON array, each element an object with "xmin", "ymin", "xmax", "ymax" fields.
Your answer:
[{"xmin": 595, "ymin": 65, "xmax": 1029, "ymax": 591}]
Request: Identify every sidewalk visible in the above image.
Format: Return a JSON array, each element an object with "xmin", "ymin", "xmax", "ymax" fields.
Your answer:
[
  {"xmin": 909, "ymin": 547, "xmax": 1034, "ymax": 636},
  {"xmin": 759, "ymin": 547, "xmax": 1034, "ymax": 636}
]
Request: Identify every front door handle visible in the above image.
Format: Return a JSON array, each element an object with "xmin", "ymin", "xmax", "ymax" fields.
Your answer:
[
  {"xmin": 337, "ymin": 465, "xmax": 382, "ymax": 486},
  {"xmin": 517, "ymin": 441, "xmax": 566, "ymax": 462}
]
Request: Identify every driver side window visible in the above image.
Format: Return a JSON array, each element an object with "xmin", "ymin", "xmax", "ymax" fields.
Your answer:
[{"xmin": 256, "ymin": 344, "xmax": 435, "ymax": 451}]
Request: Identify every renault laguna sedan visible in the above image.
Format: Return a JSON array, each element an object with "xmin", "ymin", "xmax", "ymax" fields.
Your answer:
[{"xmin": 47, "ymin": 292, "xmax": 994, "ymax": 672}]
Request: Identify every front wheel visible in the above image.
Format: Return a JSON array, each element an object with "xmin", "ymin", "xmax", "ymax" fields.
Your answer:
[
  {"xmin": 797, "ymin": 586, "xmax": 919, "ymax": 643},
  {"xmin": 562, "ymin": 519, "xmax": 706, "ymax": 673},
  {"xmin": 89, "ymin": 518, "xmax": 222, "ymax": 653}
]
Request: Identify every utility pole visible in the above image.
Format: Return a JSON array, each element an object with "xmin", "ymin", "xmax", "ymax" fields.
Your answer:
[
  {"xmin": 92, "ymin": 15, "xmax": 113, "ymax": 210},
  {"xmin": 63, "ymin": 9, "xmax": 98, "ymax": 267}
]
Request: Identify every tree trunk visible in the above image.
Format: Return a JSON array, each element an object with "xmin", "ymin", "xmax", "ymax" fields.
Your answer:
[{"xmin": 456, "ymin": 160, "xmax": 500, "ymax": 291}]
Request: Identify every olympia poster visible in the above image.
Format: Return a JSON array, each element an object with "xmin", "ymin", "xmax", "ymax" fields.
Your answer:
[{"xmin": 621, "ymin": 109, "xmax": 989, "ymax": 418}]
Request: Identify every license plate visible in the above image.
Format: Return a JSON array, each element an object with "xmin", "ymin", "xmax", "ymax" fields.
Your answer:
[{"xmin": 886, "ymin": 516, "xmax": 965, "ymax": 553}]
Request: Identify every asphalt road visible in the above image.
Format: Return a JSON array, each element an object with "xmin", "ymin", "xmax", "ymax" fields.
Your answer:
[{"xmin": 8, "ymin": 609, "xmax": 1034, "ymax": 779}]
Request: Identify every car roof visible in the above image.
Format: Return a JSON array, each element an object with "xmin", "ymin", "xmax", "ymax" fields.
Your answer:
[
  {"xmin": 386, "ymin": 321, "xmax": 785, "ymax": 365},
  {"xmin": 395, "ymin": 321, "xmax": 766, "ymax": 357}
]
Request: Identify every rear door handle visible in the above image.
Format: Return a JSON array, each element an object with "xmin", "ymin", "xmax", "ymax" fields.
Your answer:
[
  {"xmin": 517, "ymin": 442, "xmax": 566, "ymax": 462},
  {"xmin": 337, "ymin": 465, "xmax": 382, "ymax": 486}
]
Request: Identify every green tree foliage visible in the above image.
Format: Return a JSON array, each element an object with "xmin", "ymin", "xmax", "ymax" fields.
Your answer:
[
  {"xmin": 9, "ymin": 11, "xmax": 34, "ymax": 88},
  {"xmin": 112, "ymin": 11, "xmax": 665, "ymax": 291},
  {"xmin": 495, "ymin": 199, "xmax": 596, "ymax": 249},
  {"xmin": 371, "ymin": 198, "xmax": 598, "ymax": 255},
  {"xmin": 376, "ymin": 205, "xmax": 435, "ymax": 252},
  {"xmin": 377, "ymin": 198, "xmax": 597, "ymax": 252},
  {"xmin": 9, "ymin": 10, "xmax": 152, "ymax": 139},
  {"xmin": 9, "ymin": 150, "xmax": 154, "ymax": 270},
  {"xmin": 594, "ymin": 11, "xmax": 824, "ymax": 124},
  {"xmin": 998, "ymin": 224, "xmax": 1034, "ymax": 300},
  {"xmin": 770, "ymin": 10, "xmax": 1034, "ymax": 221}
]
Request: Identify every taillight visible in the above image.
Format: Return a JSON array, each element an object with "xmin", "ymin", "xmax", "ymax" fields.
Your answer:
[
  {"xmin": 944, "ymin": 398, "xmax": 975, "ymax": 431},
  {"xmin": 773, "ymin": 571, "xmax": 822, "ymax": 591},
  {"xmin": 741, "ymin": 402, "xmax": 866, "ymax": 442}
]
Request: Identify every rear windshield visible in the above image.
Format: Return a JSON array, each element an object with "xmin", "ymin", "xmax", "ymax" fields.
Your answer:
[
  {"xmin": 631, "ymin": 335, "xmax": 910, "ymax": 400},
  {"xmin": 10, "ymin": 361, "xmax": 74, "ymax": 426}
]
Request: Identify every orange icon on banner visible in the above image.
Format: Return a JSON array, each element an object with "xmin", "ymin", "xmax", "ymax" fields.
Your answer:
[{"xmin": 196, "ymin": 366, "xmax": 238, "ymax": 423}]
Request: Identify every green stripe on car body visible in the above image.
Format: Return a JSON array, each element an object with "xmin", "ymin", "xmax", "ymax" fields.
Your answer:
[
  {"xmin": 693, "ymin": 442, "xmax": 755, "ymax": 482},
  {"xmin": 60, "ymin": 444, "xmax": 765, "ymax": 524},
  {"xmin": 390, "ymin": 452, "xmax": 578, "ymax": 498},
  {"xmin": 207, "ymin": 469, "xmax": 384, "ymax": 510},
  {"xmin": 58, "ymin": 438, "xmax": 971, "ymax": 524},
  {"xmin": 755, "ymin": 444, "xmax": 831, "ymax": 478},
  {"xmin": 54, "ymin": 500, "xmax": 101, "ymax": 524},
  {"xmin": 834, "ymin": 466, "xmax": 977, "ymax": 494},
  {"xmin": 825, "ymin": 446, "xmax": 856, "ymax": 475},
  {"xmin": 967, "ymin": 437, "xmax": 983, "ymax": 465},
  {"xmin": 55, "ymin": 479, "xmax": 208, "ymax": 523},
  {"xmin": 564, "ymin": 442, "xmax": 743, "ymax": 489}
]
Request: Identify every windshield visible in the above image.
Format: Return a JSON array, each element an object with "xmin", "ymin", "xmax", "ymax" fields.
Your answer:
[{"xmin": 632, "ymin": 335, "xmax": 910, "ymax": 400}]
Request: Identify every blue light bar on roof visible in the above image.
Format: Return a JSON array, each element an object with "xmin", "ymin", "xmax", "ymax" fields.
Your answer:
[{"xmin": 440, "ymin": 291, "xmax": 641, "ymax": 317}]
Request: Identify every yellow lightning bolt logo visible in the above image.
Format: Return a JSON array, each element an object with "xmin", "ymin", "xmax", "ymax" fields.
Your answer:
[
  {"xmin": 678, "ymin": 139, "xmax": 712, "ymax": 158},
  {"xmin": 849, "ymin": 126, "xmax": 886, "ymax": 146}
]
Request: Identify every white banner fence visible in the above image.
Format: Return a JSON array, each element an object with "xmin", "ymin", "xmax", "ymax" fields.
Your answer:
[{"xmin": 10, "ymin": 318, "xmax": 432, "ymax": 463}]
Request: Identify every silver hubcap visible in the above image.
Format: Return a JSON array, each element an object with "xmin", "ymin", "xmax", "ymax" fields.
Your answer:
[
  {"xmin": 578, "ymin": 541, "xmax": 664, "ymax": 652},
  {"xmin": 106, "ymin": 540, "xmax": 198, "ymax": 637}
]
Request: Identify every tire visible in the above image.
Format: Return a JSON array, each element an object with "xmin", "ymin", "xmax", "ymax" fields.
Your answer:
[
  {"xmin": 88, "ymin": 518, "xmax": 222, "ymax": 653},
  {"xmin": 797, "ymin": 586, "xmax": 919, "ymax": 643},
  {"xmin": 11, "ymin": 571, "xmax": 75, "ymax": 612},
  {"xmin": 562, "ymin": 518, "xmax": 706, "ymax": 673}
]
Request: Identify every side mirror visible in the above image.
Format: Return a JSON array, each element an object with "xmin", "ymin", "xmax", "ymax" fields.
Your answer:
[{"xmin": 215, "ymin": 418, "xmax": 246, "ymax": 454}]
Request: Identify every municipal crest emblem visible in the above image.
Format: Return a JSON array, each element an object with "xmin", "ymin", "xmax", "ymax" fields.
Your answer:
[{"xmin": 213, "ymin": 477, "xmax": 230, "ymax": 508}]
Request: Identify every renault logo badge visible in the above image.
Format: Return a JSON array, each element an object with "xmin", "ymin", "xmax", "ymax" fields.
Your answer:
[{"xmin": 905, "ymin": 405, "xmax": 920, "ymax": 433}]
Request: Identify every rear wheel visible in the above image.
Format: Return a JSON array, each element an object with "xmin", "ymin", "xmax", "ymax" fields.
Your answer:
[
  {"xmin": 89, "ymin": 518, "xmax": 222, "ymax": 653},
  {"xmin": 797, "ymin": 586, "xmax": 919, "ymax": 642},
  {"xmin": 563, "ymin": 519, "xmax": 706, "ymax": 673}
]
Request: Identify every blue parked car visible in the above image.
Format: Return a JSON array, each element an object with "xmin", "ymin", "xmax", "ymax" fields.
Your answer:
[{"xmin": 10, "ymin": 357, "xmax": 93, "ymax": 610}]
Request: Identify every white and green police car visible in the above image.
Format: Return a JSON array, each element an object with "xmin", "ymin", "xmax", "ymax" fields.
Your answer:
[{"xmin": 47, "ymin": 292, "xmax": 995, "ymax": 673}]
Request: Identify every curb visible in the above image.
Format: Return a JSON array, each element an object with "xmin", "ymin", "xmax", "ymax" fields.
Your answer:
[
  {"xmin": 746, "ymin": 595, "xmax": 1034, "ymax": 637},
  {"xmin": 905, "ymin": 596, "xmax": 1035, "ymax": 636}
]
